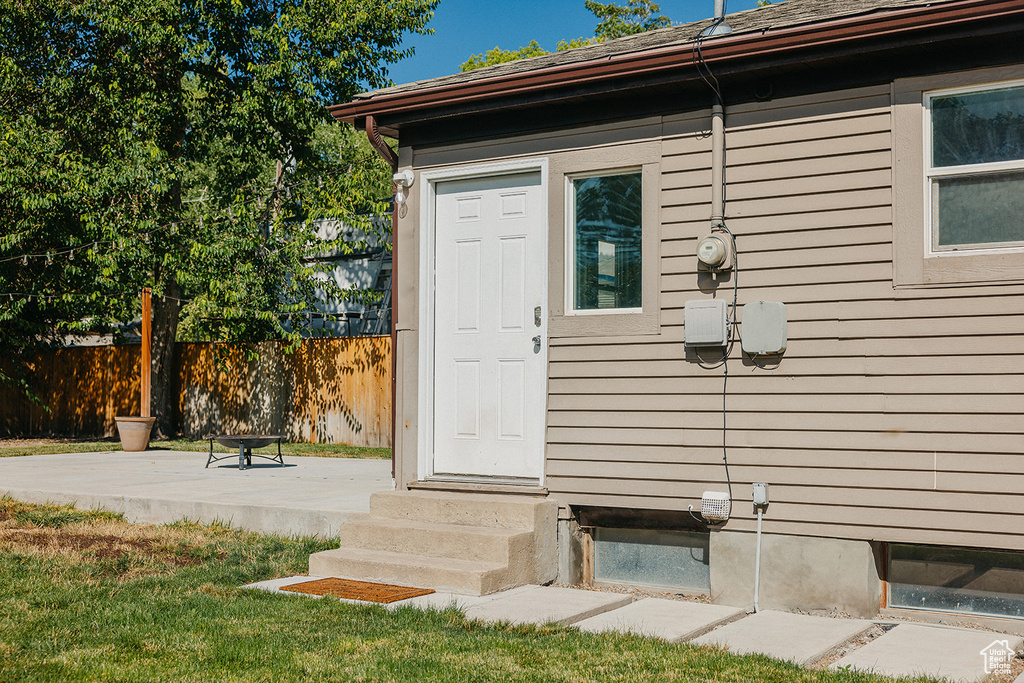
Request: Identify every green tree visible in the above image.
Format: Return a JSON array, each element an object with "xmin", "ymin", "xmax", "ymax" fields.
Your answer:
[
  {"xmin": 459, "ymin": 0, "xmax": 667, "ymax": 72},
  {"xmin": 0, "ymin": 0, "xmax": 435, "ymax": 434},
  {"xmin": 459, "ymin": 40, "xmax": 550, "ymax": 72},
  {"xmin": 586, "ymin": 0, "xmax": 670, "ymax": 39}
]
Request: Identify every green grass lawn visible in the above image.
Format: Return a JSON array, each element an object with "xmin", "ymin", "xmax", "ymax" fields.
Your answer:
[
  {"xmin": 0, "ymin": 498, "xmax": 939, "ymax": 683},
  {"xmin": 0, "ymin": 438, "xmax": 390, "ymax": 459}
]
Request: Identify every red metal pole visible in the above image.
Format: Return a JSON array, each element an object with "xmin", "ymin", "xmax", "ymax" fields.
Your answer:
[{"xmin": 141, "ymin": 287, "xmax": 151, "ymax": 418}]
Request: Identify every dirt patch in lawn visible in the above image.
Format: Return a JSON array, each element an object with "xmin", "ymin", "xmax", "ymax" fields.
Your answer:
[
  {"xmin": 0, "ymin": 528, "xmax": 214, "ymax": 565},
  {"xmin": 0, "ymin": 510, "xmax": 228, "ymax": 576}
]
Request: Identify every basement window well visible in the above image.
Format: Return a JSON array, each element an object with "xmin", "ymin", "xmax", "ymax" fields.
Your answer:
[
  {"xmin": 594, "ymin": 527, "xmax": 710, "ymax": 593},
  {"xmin": 888, "ymin": 544, "xmax": 1024, "ymax": 620}
]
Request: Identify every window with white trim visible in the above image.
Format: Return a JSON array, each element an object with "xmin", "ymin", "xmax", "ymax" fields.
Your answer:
[
  {"xmin": 567, "ymin": 170, "xmax": 643, "ymax": 313},
  {"xmin": 926, "ymin": 81, "xmax": 1024, "ymax": 254}
]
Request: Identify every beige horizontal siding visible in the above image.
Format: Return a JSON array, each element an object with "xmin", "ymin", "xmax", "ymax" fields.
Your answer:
[
  {"xmin": 547, "ymin": 411, "xmax": 1024, "ymax": 434},
  {"xmin": 546, "ymin": 83, "xmax": 1024, "ymax": 552}
]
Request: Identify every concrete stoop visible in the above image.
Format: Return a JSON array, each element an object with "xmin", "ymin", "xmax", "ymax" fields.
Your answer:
[{"xmin": 309, "ymin": 489, "xmax": 557, "ymax": 595}]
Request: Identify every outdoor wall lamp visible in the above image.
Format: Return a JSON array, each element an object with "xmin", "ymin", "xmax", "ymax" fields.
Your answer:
[{"xmin": 393, "ymin": 170, "xmax": 415, "ymax": 207}]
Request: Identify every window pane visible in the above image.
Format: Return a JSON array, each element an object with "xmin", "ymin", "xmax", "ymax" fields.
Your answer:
[
  {"xmin": 931, "ymin": 85, "xmax": 1024, "ymax": 167},
  {"xmin": 573, "ymin": 173, "xmax": 642, "ymax": 310},
  {"xmin": 889, "ymin": 544, "xmax": 1024, "ymax": 620},
  {"xmin": 932, "ymin": 171, "xmax": 1024, "ymax": 249},
  {"xmin": 595, "ymin": 527, "xmax": 710, "ymax": 591}
]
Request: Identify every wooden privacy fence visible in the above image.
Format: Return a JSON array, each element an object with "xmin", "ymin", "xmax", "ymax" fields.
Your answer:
[
  {"xmin": 0, "ymin": 346, "xmax": 142, "ymax": 437},
  {"xmin": 0, "ymin": 337, "xmax": 392, "ymax": 447}
]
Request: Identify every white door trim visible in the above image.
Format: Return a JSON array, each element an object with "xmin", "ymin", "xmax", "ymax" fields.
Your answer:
[{"xmin": 417, "ymin": 158, "xmax": 549, "ymax": 483}]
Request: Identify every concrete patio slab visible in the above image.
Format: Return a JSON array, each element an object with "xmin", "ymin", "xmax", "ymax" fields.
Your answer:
[
  {"xmin": 831, "ymin": 624, "xmax": 1023, "ymax": 682},
  {"xmin": 574, "ymin": 598, "xmax": 745, "ymax": 642},
  {"xmin": 691, "ymin": 610, "xmax": 873, "ymax": 665},
  {"xmin": 462, "ymin": 585, "xmax": 632, "ymax": 626},
  {"xmin": 0, "ymin": 450, "xmax": 392, "ymax": 537}
]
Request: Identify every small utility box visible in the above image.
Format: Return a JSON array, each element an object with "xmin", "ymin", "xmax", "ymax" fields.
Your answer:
[
  {"xmin": 684, "ymin": 299, "xmax": 729, "ymax": 347},
  {"xmin": 741, "ymin": 301, "xmax": 787, "ymax": 355}
]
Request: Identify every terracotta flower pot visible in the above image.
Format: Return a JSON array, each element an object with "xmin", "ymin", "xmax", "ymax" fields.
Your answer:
[{"xmin": 115, "ymin": 417, "xmax": 156, "ymax": 452}]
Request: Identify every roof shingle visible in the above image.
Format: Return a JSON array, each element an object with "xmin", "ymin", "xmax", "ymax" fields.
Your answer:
[{"xmin": 361, "ymin": 0, "xmax": 960, "ymax": 99}]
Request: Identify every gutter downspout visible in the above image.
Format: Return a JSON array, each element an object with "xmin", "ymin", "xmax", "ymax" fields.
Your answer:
[{"xmin": 365, "ymin": 115, "xmax": 399, "ymax": 484}]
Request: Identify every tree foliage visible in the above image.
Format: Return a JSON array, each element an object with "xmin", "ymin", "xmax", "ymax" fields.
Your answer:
[
  {"xmin": 0, "ymin": 0, "xmax": 436, "ymax": 428},
  {"xmin": 459, "ymin": 0, "xmax": 668, "ymax": 72},
  {"xmin": 586, "ymin": 0, "xmax": 670, "ymax": 40},
  {"xmin": 459, "ymin": 41, "xmax": 552, "ymax": 72}
]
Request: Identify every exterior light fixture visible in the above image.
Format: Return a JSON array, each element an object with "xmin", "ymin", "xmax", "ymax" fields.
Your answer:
[{"xmin": 393, "ymin": 169, "xmax": 415, "ymax": 206}]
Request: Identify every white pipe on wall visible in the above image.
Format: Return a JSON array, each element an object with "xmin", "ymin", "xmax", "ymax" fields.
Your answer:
[
  {"xmin": 754, "ymin": 506, "xmax": 763, "ymax": 612},
  {"xmin": 711, "ymin": 101, "xmax": 725, "ymax": 226}
]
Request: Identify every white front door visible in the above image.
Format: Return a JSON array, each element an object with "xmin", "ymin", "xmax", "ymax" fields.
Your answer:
[{"xmin": 432, "ymin": 172, "xmax": 546, "ymax": 480}]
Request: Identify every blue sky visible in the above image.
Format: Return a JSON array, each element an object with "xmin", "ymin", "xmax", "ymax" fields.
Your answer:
[{"xmin": 388, "ymin": 0, "xmax": 769, "ymax": 86}]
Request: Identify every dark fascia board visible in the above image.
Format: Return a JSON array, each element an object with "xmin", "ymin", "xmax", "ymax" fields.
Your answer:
[{"xmin": 329, "ymin": 0, "xmax": 1024, "ymax": 135}]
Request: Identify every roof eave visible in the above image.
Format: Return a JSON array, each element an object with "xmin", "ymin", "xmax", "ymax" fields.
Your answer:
[{"xmin": 330, "ymin": 0, "xmax": 1024, "ymax": 130}]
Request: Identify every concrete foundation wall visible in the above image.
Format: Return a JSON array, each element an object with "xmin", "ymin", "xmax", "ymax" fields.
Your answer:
[
  {"xmin": 560, "ymin": 514, "xmax": 883, "ymax": 617},
  {"xmin": 557, "ymin": 515, "xmax": 585, "ymax": 585},
  {"xmin": 709, "ymin": 530, "xmax": 883, "ymax": 618}
]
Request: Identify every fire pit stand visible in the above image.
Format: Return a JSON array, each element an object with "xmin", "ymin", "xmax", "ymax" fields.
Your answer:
[{"xmin": 204, "ymin": 435, "xmax": 284, "ymax": 470}]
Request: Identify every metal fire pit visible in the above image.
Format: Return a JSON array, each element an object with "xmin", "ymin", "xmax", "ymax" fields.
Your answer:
[{"xmin": 204, "ymin": 434, "xmax": 284, "ymax": 470}]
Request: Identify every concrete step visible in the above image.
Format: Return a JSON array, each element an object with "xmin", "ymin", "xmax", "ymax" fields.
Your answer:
[
  {"xmin": 309, "ymin": 546, "xmax": 514, "ymax": 596},
  {"xmin": 369, "ymin": 489, "xmax": 553, "ymax": 530},
  {"xmin": 338, "ymin": 516, "xmax": 534, "ymax": 564}
]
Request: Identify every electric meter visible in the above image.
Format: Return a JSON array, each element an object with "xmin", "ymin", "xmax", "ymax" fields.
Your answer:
[{"xmin": 697, "ymin": 234, "xmax": 733, "ymax": 270}]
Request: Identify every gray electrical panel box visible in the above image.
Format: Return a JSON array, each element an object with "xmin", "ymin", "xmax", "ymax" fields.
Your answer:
[
  {"xmin": 684, "ymin": 299, "xmax": 729, "ymax": 347},
  {"xmin": 740, "ymin": 301, "xmax": 787, "ymax": 355}
]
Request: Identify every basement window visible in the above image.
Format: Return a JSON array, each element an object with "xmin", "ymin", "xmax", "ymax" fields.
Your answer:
[
  {"xmin": 888, "ymin": 544, "xmax": 1024, "ymax": 620},
  {"xmin": 594, "ymin": 527, "xmax": 710, "ymax": 593}
]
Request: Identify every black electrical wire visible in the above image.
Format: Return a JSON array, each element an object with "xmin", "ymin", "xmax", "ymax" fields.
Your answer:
[
  {"xmin": 693, "ymin": 5, "xmax": 726, "ymax": 107},
  {"xmin": 687, "ymin": 224, "xmax": 738, "ymax": 527},
  {"xmin": 690, "ymin": 10, "xmax": 739, "ymax": 523},
  {"xmin": 717, "ymin": 224, "xmax": 738, "ymax": 511}
]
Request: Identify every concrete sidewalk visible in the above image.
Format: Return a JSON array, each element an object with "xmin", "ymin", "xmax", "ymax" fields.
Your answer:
[
  {"xmin": 246, "ymin": 580, "xmax": 1024, "ymax": 682},
  {"xmin": 0, "ymin": 450, "xmax": 392, "ymax": 537}
]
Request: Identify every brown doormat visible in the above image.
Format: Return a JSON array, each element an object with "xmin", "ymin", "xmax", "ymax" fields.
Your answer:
[{"xmin": 280, "ymin": 577, "xmax": 435, "ymax": 604}]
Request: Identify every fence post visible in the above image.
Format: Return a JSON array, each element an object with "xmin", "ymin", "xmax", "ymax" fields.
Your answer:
[{"xmin": 141, "ymin": 288, "xmax": 151, "ymax": 418}]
